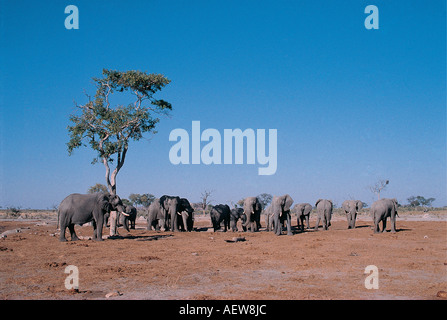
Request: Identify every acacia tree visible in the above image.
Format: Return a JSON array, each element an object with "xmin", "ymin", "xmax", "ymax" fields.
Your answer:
[
  {"xmin": 87, "ymin": 183, "xmax": 108, "ymax": 194},
  {"xmin": 407, "ymin": 196, "xmax": 435, "ymax": 208},
  {"xmin": 257, "ymin": 193, "xmax": 272, "ymax": 209},
  {"xmin": 67, "ymin": 69, "xmax": 171, "ymax": 195}
]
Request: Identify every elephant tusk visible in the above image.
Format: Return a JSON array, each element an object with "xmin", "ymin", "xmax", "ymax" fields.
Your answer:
[{"xmin": 121, "ymin": 211, "xmax": 130, "ymax": 217}]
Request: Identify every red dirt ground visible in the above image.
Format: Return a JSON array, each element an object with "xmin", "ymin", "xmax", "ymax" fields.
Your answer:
[{"xmin": 0, "ymin": 213, "xmax": 446, "ymax": 300}]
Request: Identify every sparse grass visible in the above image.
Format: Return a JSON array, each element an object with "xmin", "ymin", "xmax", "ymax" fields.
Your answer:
[{"xmin": 0, "ymin": 209, "xmax": 58, "ymax": 220}]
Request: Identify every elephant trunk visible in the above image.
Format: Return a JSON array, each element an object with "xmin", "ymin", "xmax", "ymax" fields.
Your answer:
[
  {"xmin": 242, "ymin": 210, "xmax": 254, "ymax": 226},
  {"xmin": 123, "ymin": 215, "xmax": 130, "ymax": 232}
]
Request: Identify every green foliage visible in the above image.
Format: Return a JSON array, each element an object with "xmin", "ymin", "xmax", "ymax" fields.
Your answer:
[
  {"xmin": 67, "ymin": 69, "xmax": 171, "ymax": 193},
  {"xmin": 67, "ymin": 69, "xmax": 171, "ymax": 163},
  {"xmin": 128, "ymin": 193, "xmax": 155, "ymax": 208},
  {"xmin": 407, "ymin": 196, "xmax": 435, "ymax": 208},
  {"xmin": 257, "ymin": 193, "xmax": 272, "ymax": 209},
  {"xmin": 87, "ymin": 183, "xmax": 108, "ymax": 194}
]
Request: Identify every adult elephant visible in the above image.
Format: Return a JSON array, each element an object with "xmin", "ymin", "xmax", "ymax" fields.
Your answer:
[
  {"xmin": 119, "ymin": 205, "xmax": 137, "ymax": 231},
  {"xmin": 230, "ymin": 207, "xmax": 246, "ymax": 232},
  {"xmin": 371, "ymin": 198, "xmax": 398, "ymax": 233},
  {"xmin": 271, "ymin": 194, "xmax": 294, "ymax": 236},
  {"xmin": 146, "ymin": 199, "xmax": 167, "ymax": 231},
  {"xmin": 210, "ymin": 204, "xmax": 231, "ymax": 232},
  {"xmin": 264, "ymin": 205, "xmax": 273, "ymax": 231},
  {"xmin": 242, "ymin": 197, "xmax": 262, "ymax": 232},
  {"xmin": 160, "ymin": 195, "xmax": 182, "ymax": 232},
  {"xmin": 341, "ymin": 200, "xmax": 363, "ymax": 229},
  {"xmin": 294, "ymin": 203, "xmax": 312, "ymax": 232},
  {"xmin": 314, "ymin": 199, "xmax": 333, "ymax": 231},
  {"xmin": 57, "ymin": 192, "xmax": 126, "ymax": 242},
  {"xmin": 178, "ymin": 198, "xmax": 194, "ymax": 232}
]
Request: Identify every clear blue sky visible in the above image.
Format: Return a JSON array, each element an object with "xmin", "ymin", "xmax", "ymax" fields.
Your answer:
[{"xmin": 1, "ymin": 0, "xmax": 445, "ymax": 209}]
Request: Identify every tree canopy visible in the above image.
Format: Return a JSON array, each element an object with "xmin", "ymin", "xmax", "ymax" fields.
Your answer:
[
  {"xmin": 407, "ymin": 196, "xmax": 435, "ymax": 208},
  {"xmin": 67, "ymin": 69, "xmax": 171, "ymax": 194}
]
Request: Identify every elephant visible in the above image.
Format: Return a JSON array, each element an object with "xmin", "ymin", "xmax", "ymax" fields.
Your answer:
[
  {"xmin": 294, "ymin": 203, "xmax": 312, "ymax": 232},
  {"xmin": 177, "ymin": 198, "xmax": 194, "ymax": 232},
  {"xmin": 57, "ymin": 192, "xmax": 126, "ymax": 242},
  {"xmin": 119, "ymin": 205, "xmax": 137, "ymax": 231},
  {"xmin": 242, "ymin": 197, "xmax": 262, "ymax": 232},
  {"xmin": 210, "ymin": 204, "xmax": 231, "ymax": 232},
  {"xmin": 146, "ymin": 199, "xmax": 167, "ymax": 231},
  {"xmin": 370, "ymin": 198, "xmax": 398, "ymax": 233},
  {"xmin": 230, "ymin": 207, "xmax": 247, "ymax": 232},
  {"xmin": 264, "ymin": 205, "xmax": 274, "ymax": 231},
  {"xmin": 341, "ymin": 200, "xmax": 363, "ymax": 229},
  {"xmin": 160, "ymin": 195, "xmax": 182, "ymax": 232},
  {"xmin": 271, "ymin": 194, "xmax": 294, "ymax": 236},
  {"xmin": 314, "ymin": 199, "xmax": 333, "ymax": 231}
]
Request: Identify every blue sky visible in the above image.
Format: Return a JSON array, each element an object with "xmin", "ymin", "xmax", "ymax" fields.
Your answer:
[{"xmin": 1, "ymin": 0, "xmax": 445, "ymax": 209}]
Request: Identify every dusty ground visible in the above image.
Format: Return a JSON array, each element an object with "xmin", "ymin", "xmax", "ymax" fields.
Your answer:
[{"xmin": 0, "ymin": 212, "xmax": 446, "ymax": 300}]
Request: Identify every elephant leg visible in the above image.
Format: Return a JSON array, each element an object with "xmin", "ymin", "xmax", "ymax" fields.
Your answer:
[
  {"xmin": 170, "ymin": 213, "xmax": 177, "ymax": 231},
  {"xmin": 314, "ymin": 215, "xmax": 320, "ymax": 231},
  {"xmin": 230, "ymin": 220, "xmax": 237, "ymax": 232},
  {"xmin": 390, "ymin": 215, "xmax": 396, "ymax": 233},
  {"xmin": 273, "ymin": 216, "xmax": 280, "ymax": 235},
  {"xmin": 92, "ymin": 220, "xmax": 97, "ymax": 240},
  {"xmin": 321, "ymin": 214, "xmax": 327, "ymax": 230},
  {"xmin": 300, "ymin": 216, "xmax": 305, "ymax": 232},
  {"xmin": 352, "ymin": 212, "xmax": 357, "ymax": 229},
  {"xmin": 347, "ymin": 214, "xmax": 352, "ymax": 229},
  {"xmin": 59, "ymin": 225, "xmax": 68, "ymax": 242},
  {"xmin": 95, "ymin": 216, "xmax": 104, "ymax": 241},
  {"xmin": 286, "ymin": 213, "xmax": 292, "ymax": 236},
  {"xmin": 373, "ymin": 217, "xmax": 380, "ymax": 233},
  {"xmin": 68, "ymin": 224, "xmax": 79, "ymax": 241},
  {"xmin": 381, "ymin": 218, "xmax": 387, "ymax": 232},
  {"xmin": 255, "ymin": 219, "xmax": 261, "ymax": 231}
]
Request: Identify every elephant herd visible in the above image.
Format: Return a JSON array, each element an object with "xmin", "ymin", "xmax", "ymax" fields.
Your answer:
[{"xmin": 57, "ymin": 192, "xmax": 399, "ymax": 241}]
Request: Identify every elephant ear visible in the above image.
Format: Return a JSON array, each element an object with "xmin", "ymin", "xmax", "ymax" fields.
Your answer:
[
  {"xmin": 283, "ymin": 194, "xmax": 294, "ymax": 211},
  {"xmin": 98, "ymin": 193, "xmax": 111, "ymax": 212},
  {"xmin": 255, "ymin": 198, "xmax": 262, "ymax": 212},
  {"xmin": 392, "ymin": 198, "xmax": 399, "ymax": 210},
  {"xmin": 341, "ymin": 200, "xmax": 349, "ymax": 211},
  {"xmin": 356, "ymin": 200, "xmax": 363, "ymax": 211},
  {"xmin": 315, "ymin": 199, "xmax": 323, "ymax": 207}
]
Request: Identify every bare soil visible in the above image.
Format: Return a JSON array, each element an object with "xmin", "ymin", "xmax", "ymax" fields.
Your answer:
[{"xmin": 0, "ymin": 213, "xmax": 446, "ymax": 300}]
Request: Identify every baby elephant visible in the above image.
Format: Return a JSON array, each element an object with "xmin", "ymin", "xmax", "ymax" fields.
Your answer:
[
  {"xmin": 230, "ymin": 207, "xmax": 246, "ymax": 232},
  {"xmin": 210, "ymin": 204, "xmax": 231, "ymax": 232},
  {"xmin": 294, "ymin": 203, "xmax": 312, "ymax": 232}
]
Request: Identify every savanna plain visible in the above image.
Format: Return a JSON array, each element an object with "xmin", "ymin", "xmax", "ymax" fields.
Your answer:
[{"xmin": 0, "ymin": 210, "xmax": 446, "ymax": 300}]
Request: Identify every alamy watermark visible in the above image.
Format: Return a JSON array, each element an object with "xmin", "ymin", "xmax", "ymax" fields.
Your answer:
[
  {"xmin": 64, "ymin": 265, "xmax": 79, "ymax": 290},
  {"xmin": 169, "ymin": 121, "xmax": 277, "ymax": 175},
  {"xmin": 364, "ymin": 265, "xmax": 379, "ymax": 289},
  {"xmin": 64, "ymin": 5, "xmax": 79, "ymax": 30}
]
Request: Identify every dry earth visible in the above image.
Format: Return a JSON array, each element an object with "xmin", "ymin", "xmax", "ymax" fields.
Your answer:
[{"xmin": 0, "ymin": 212, "xmax": 446, "ymax": 300}]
